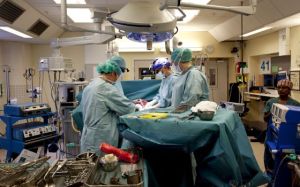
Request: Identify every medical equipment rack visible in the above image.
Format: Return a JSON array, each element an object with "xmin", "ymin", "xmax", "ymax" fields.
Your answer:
[
  {"xmin": 0, "ymin": 112, "xmax": 58, "ymax": 161},
  {"xmin": 265, "ymin": 104, "xmax": 300, "ymax": 186}
]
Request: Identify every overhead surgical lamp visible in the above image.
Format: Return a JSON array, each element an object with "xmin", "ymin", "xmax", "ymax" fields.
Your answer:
[
  {"xmin": 107, "ymin": 0, "xmax": 180, "ymax": 49},
  {"xmin": 107, "ymin": 0, "xmax": 256, "ymax": 50}
]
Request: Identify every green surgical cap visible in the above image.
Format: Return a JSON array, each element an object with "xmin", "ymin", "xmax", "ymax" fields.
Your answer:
[
  {"xmin": 171, "ymin": 48, "xmax": 192, "ymax": 63},
  {"xmin": 110, "ymin": 56, "xmax": 126, "ymax": 69},
  {"xmin": 96, "ymin": 60, "xmax": 122, "ymax": 76}
]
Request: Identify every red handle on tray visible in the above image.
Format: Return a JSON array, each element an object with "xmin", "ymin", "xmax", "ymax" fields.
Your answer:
[{"xmin": 99, "ymin": 143, "xmax": 139, "ymax": 163}]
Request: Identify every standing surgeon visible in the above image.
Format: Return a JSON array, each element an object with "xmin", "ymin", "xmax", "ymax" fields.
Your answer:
[
  {"xmin": 145, "ymin": 58, "xmax": 178, "ymax": 108},
  {"xmin": 110, "ymin": 55, "xmax": 129, "ymax": 95},
  {"xmin": 80, "ymin": 60, "xmax": 136, "ymax": 153},
  {"xmin": 171, "ymin": 48, "xmax": 210, "ymax": 107}
]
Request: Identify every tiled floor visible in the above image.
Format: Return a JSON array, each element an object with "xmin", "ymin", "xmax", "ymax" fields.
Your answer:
[
  {"xmin": 250, "ymin": 138, "xmax": 265, "ymax": 171},
  {"xmin": 250, "ymin": 137, "xmax": 269, "ymax": 187}
]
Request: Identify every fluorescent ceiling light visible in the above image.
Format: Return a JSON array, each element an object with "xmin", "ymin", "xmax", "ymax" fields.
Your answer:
[
  {"xmin": 174, "ymin": 9, "xmax": 200, "ymax": 23},
  {"xmin": 67, "ymin": 8, "xmax": 93, "ymax": 23},
  {"xmin": 181, "ymin": 0, "xmax": 211, "ymax": 4},
  {"xmin": 53, "ymin": 0, "xmax": 86, "ymax": 4},
  {"xmin": 242, "ymin": 27, "xmax": 272, "ymax": 37},
  {"xmin": 0, "ymin": 26, "xmax": 32, "ymax": 38}
]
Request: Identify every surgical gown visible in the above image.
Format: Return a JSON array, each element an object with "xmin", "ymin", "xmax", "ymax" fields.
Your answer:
[
  {"xmin": 172, "ymin": 67, "xmax": 209, "ymax": 107},
  {"xmin": 153, "ymin": 74, "xmax": 178, "ymax": 108},
  {"xmin": 80, "ymin": 77, "xmax": 136, "ymax": 153},
  {"xmin": 115, "ymin": 80, "xmax": 124, "ymax": 95}
]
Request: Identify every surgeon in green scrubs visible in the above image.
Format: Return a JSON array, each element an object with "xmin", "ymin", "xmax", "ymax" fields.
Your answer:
[
  {"xmin": 171, "ymin": 48, "xmax": 210, "ymax": 107},
  {"xmin": 80, "ymin": 60, "xmax": 136, "ymax": 153}
]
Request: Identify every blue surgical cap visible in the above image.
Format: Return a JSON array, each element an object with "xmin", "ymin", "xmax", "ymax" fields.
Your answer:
[
  {"xmin": 110, "ymin": 56, "xmax": 126, "ymax": 69},
  {"xmin": 151, "ymin": 58, "xmax": 171, "ymax": 71},
  {"xmin": 171, "ymin": 48, "xmax": 192, "ymax": 63},
  {"xmin": 96, "ymin": 60, "xmax": 122, "ymax": 76}
]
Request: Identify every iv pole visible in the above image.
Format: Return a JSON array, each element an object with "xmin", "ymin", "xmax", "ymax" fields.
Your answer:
[{"xmin": 3, "ymin": 65, "xmax": 11, "ymax": 104}]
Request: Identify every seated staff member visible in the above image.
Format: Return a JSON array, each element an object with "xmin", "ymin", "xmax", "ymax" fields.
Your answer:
[
  {"xmin": 145, "ymin": 58, "xmax": 178, "ymax": 108},
  {"xmin": 264, "ymin": 79, "xmax": 300, "ymax": 176},
  {"xmin": 80, "ymin": 60, "xmax": 136, "ymax": 153},
  {"xmin": 264, "ymin": 79, "xmax": 300, "ymax": 122},
  {"xmin": 171, "ymin": 48, "xmax": 210, "ymax": 107}
]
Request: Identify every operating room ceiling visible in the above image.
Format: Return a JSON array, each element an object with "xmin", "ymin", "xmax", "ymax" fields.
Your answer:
[{"xmin": 1, "ymin": 0, "xmax": 300, "ymax": 43}]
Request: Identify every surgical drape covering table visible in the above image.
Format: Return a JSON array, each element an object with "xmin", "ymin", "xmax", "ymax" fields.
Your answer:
[
  {"xmin": 119, "ymin": 108, "xmax": 269, "ymax": 187},
  {"xmin": 121, "ymin": 80, "xmax": 161, "ymax": 101}
]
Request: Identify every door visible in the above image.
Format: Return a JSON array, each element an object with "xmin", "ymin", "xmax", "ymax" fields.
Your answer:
[
  {"xmin": 204, "ymin": 60, "xmax": 228, "ymax": 103},
  {"xmin": 134, "ymin": 59, "xmax": 154, "ymax": 80}
]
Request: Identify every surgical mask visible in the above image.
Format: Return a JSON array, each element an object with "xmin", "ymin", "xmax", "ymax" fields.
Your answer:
[
  {"xmin": 171, "ymin": 64, "xmax": 182, "ymax": 73},
  {"xmin": 117, "ymin": 74, "xmax": 123, "ymax": 82},
  {"xmin": 155, "ymin": 71, "xmax": 164, "ymax": 80},
  {"xmin": 176, "ymin": 65, "xmax": 182, "ymax": 73}
]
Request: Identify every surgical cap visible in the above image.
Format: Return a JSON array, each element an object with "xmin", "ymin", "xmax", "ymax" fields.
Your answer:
[
  {"xmin": 96, "ymin": 60, "xmax": 122, "ymax": 76},
  {"xmin": 277, "ymin": 79, "xmax": 293, "ymax": 89},
  {"xmin": 111, "ymin": 56, "xmax": 126, "ymax": 68},
  {"xmin": 151, "ymin": 58, "xmax": 171, "ymax": 71},
  {"xmin": 171, "ymin": 48, "xmax": 192, "ymax": 63}
]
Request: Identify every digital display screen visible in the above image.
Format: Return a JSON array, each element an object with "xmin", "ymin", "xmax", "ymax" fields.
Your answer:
[
  {"xmin": 140, "ymin": 68, "xmax": 152, "ymax": 76},
  {"xmin": 263, "ymin": 74, "xmax": 274, "ymax": 87}
]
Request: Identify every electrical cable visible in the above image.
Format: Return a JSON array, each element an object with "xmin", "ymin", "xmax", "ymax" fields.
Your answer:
[
  {"xmin": 71, "ymin": 117, "xmax": 81, "ymax": 133},
  {"xmin": 59, "ymin": 148, "xmax": 77, "ymax": 157},
  {"xmin": 48, "ymin": 71, "xmax": 58, "ymax": 112},
  {"xmin": 42, "ymin": 71, "xmax": 44, "ymax": 102},
  {"xmin": 38, "ymin": 71, "xmax": 41, "ymax": 103},
  {"xmin": 273, "ymin": 155, "xmax": 289, "ymax": 185}
]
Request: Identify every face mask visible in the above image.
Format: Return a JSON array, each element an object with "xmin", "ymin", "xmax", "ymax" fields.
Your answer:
[
  {"xmin": 155, "ymin": 71, "xmax": 164, "ymax": 80},
  {"xmin": 176, "ymin": 65, "xmax": 182, "ymax": 73},
  {"xmin": 172, "ymin": 64, "xmax": 182, "ymax": 73},
  {"xmin": 117, "ymin": 74, "xmax": 123, "ymax": 82}
]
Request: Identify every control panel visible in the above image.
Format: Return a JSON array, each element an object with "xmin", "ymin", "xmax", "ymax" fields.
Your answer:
[
  {"xmin": 4, "ymin": 103, "xmax": 51, "ymax": 117},
  {"xmin": 23, "ymin": 125, "xmax": 56, "ymax": 139}
]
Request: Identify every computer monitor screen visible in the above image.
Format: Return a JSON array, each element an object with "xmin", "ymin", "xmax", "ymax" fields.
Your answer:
[{"xmin": 263, "ymin": 74, "xmax": 274, "ymax": 88}]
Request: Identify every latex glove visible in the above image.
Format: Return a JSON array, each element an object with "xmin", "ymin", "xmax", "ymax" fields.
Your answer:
[
  {"xmin": 146, "ymin": 103, "xmax": 160, "ymax": 110},
  {"xmin": 145, "ymin": 100, "xmax": 158, "ymax": 108},
  {"xmin": 135, "ymin": 104, "xmax": 144, "ymax": 111}
]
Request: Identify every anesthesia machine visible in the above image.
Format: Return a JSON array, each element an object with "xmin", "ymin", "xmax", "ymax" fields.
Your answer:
[{"xmin": 265, "ymin": 103, "xmax": 300, "ymax": 186}]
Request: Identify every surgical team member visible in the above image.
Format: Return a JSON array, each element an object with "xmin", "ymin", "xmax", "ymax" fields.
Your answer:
[
  {"xmin": 264, "ymin": 79, "xmax": 300, "ymax": 122},
  {"xmin": 171, "ymin": 48, "xmax": 209, "ymax": 107},
  {"xmin": 80, "ymin": 60, "xmax": 136, "ymax": 153},
  {"xmin": 110, "ymin": 55, "xmax": 129, "ymax": 95},
  {"xmin": 146, "ymin": 58, "xmax": 178, "ymax": 108},
  {"xmin": 264, "ymin": 79, "xmax": 300, "ymax": 176}
]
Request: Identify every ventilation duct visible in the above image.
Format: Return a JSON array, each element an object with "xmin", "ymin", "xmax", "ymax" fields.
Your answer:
[
  {"xmin": 0, "ymin": 0, "xmax": 63, "ymax": 42},
  {"xmin": 28, "ymin": 19, "xmax": 49, "ymax": 36},
  {"xmin": 0, "ymin": 0, "xmax": 25, "ymax": 23}
]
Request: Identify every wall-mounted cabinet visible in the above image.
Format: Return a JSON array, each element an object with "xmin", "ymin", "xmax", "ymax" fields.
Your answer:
[{"xmin": 270, "ymin": 55, "xmax": 291, "ymax": 74}]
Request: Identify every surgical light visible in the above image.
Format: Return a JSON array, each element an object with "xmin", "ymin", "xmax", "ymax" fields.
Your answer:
[
  {"xmin": 107, "ymin": 0, "xmax": 177, "ymax": 44},
  {"xmin": 127, "ymin": 32, "xmax": 174, "ymax": 43}
]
